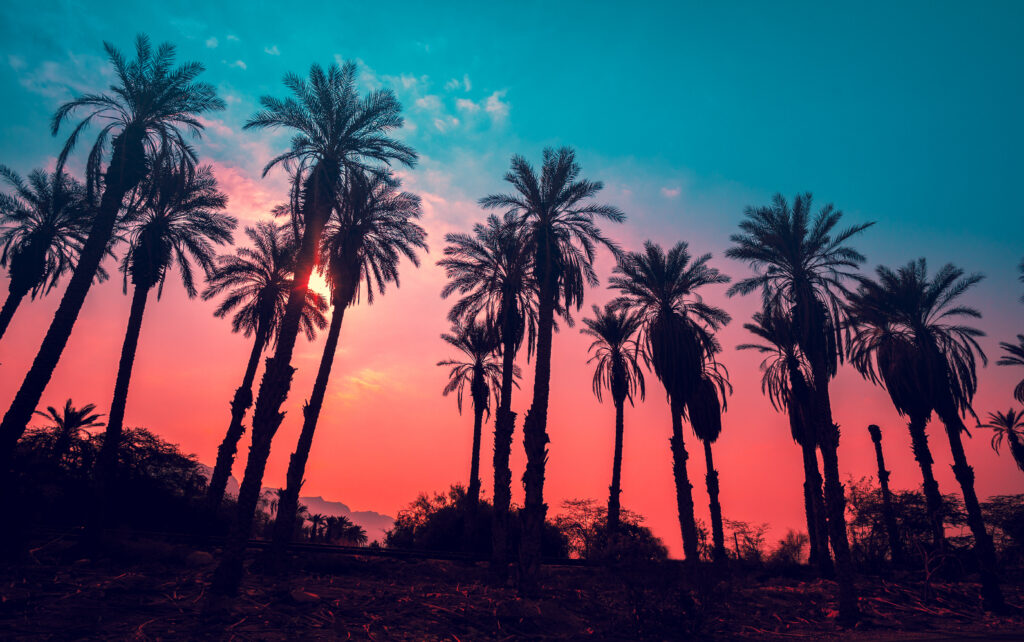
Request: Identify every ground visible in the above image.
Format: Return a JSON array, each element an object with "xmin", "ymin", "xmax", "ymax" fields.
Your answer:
[{"xmin": 1, "ymin": 538, "xmax": 1022, "ymax": 640}]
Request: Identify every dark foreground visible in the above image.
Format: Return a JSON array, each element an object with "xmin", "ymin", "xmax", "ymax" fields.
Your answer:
[{"xmin": 2, "ymin": 538, "xmax": 1022, "ymax": 640}]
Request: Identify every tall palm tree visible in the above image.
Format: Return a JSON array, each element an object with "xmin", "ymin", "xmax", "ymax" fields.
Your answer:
[
  {"xmin": 997, "ymin": 335, "xmax": 1024, "ymax": 404},
  {"xmin": 866, "ymin": 424, "xmax": 902, "ymax": 565},
  {"xmin": 978, "ymin": 409, "xmax": 1024, "ymax": 473},
  {"xmin": 581, "ymin": 303, "xmax": 645, "ymax": 534},
  {"xmin": 202, "ymin": 221, "xmax": 328, "ymax": 510},
  {"xmin": 687, "ymin": 356, "xmax": 731, "ymax": 564},
  {"xmin": 737, "ymin": 308, "xmax": 832, "ymax": 575},
  {"xmin": 97, "ymin": 163, "xmax": 234, "ymax": 502},
  {"xmin": 269, "ymin": 171, "xmax": 425, "ymax": 563},
  {"xmin": 480, "ymin": 147, "xmax": 623, "ymax": 592},
  {"xmin": 848, "ymin": 259, "xmax": 1003, "ymax": 611},
  {"xmin": 726, "ymin": 193, "xmax": 871, "ymax": 623},
  {"xmin": 33, "ymin": 399, "xmax": 104, "ymax": 463},
  {"xmin": 0, "ymin": 35, "xmax": 223, "ymax": 470},
  {"xmin": 438, "ymin": 320, "xmax": 505, "ymax": 506},
  {"xmin": 610, "ymin": 240, "xmax": 730, "ymax": 564},
  {"xmin": 847, "ymin": 283, "xmax": 948, "ymax": 552},
  {"xmin": 0, "ymin": 167, "xmax": 95, "ymax": 341},
  {"xmin": 212, "ymin": 61, "xmax": 416, "ymax": 595},
  {"xmin": 438, "ymin": 212, "xmax": 536, "ymax": 577}
]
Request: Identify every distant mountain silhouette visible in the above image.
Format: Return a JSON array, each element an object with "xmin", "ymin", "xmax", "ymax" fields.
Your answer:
[{"xmin": 197, "ymin": 464, "xmax": 394, "ymax": 543}]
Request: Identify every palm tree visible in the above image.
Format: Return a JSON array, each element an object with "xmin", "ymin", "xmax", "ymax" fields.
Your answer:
[
  {"xmin": 97, "ymin": 163, "xmax": 234, "ymax": 504},
  {"xmin": 848, "ymin": 259, "xmax": 1003, "ymax": 611},
  {"xmin": 847, "ymin": 282, "xmax": 948, "ymax": 552},
  {"xmin": 438, "ymin": 320, "xmax": 505, "ymax": 506},
  {"xmin": 978, "ymin": 409, "xmax": 1024, "ymax": 473},
  {"xmin": 309, "ymin": 514, "xmax": 325, "ymax": 542},
  {"xmin": 737, "ymin": 308, "xmax": 832, "ymax": 575},
  {"xmin": 688, "ymin": 357, "xmax": 731, "ymax": 564},
  {"xmin": 480, "ymin": 147, "xmax": 623, "ymax": 592},
  {"xmin": 202, "ymin": 221, "xmax": 328, "ymax": 510},
  {"xmin": 997, "ymin": 335, "xmax": 1024, "ymax": 404},
  {"xmin": 438, "ymin": 212, "xmax": 536, "ymax": 577},
  {"xmin": 609, "ymin": 241, "xmax": 730, "ymax": 564},
  {"xmin": 270, "ymin": 171, "xmax": 426, "ymax": 562},
  {"xmin": 726, "ymin": 193, "xmax": 871, "ymax": 623},
  {"xmin": 0, "ymin": 35, "xmax": 223, "ymax": 470},
  {"xmin": 581, "ymin": 303, "xmax": 645, "ymax": 534},
  {"xmin": 212, "ymin": 61, "xmax": 416, "ymax": 595},
  {"xmin": 32, "ymin": 399, "xmax": 104, "ymax": 463},
  {"xmin": 0, "ymin": 167, "xmax": 95, "ymax": 341},
  {"xmin": 866, "ymin": 424, "xmax": 903, "ymax": 565}
]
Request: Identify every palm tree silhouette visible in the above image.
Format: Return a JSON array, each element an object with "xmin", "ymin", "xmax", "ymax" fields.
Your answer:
[
  {"xmin": 866, "ymin": 424, "xmax": 903, "ymax": 565},
  {"xmin": 438, "ymin": 320, "xmax": 505, "ymax": 506},
  {"xmin": 978, "ymin": 409, "xmax": 1024, "ymax": 473},
  {"xmin": 97, "ymin": 163, "xmax": 234, "ymax": 509},
  {"xmin": 480, "ymin": 147, "xmax": 623, "ymax": 592},
  {"xmin": 439, "ymin": 212, "xmax": 536, "ymax": 578},
  {"xmin": 581, "ymin": 303, "xmax": 645, "ymax": 534},
  {"xmin": 33, "ymin": 399, "xmax": 104, "ymax": 464},
  {"xmin": 0, "ymin": 167, "xmax": 96, "ymax": 341},
  {"xmin": 0, "ymin": 35, "xmax": 223, "ymax": 468},
  {"xmin": 610, "ymin": 240, "xmax": 730, "ymax": 564},
  {"xmin": 848, "ymin": 258, "xmax": 1003, "ymax": 610},
  {"xmin": 738, "ymin": 308, "xmax": 832, "ymax": 575},
  {"xmin": 997, "ymin": 335, "xmax": 1024, "ymax": 404},
  {"xmin": 270, "ymin": 171, "xmax": 426, "ymax": 563},
  {"xmin": 309, "ymin": 513, "xmax": 325, "ymax": 542},
  {"xmin": 202, "ymin": 221, "xmax": 328, "ymax": 510},
  {"xmin": 212, "ymin": 61, "xmax": 415, "ymax": 595},
  {"xmin": 726, "ymin": 193, "xmax": 871, "ymax": 623},
  {"xmin": 688, "ymin": 357, "xmax": 731, "ymax": 564},
  {"xmin": 847, "ymin": 276, "xmax": 949, "ymax": 552}
]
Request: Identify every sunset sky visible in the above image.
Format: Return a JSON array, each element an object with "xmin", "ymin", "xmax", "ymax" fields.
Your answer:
[{"xmin": 1, "ymin": 1, "xmax": 1022, "ymax": 555}]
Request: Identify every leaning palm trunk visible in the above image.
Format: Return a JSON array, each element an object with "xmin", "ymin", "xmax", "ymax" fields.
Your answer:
[
  {"xmin": 607, "ymin": 399, "xmax": 625, "ymax": 534},
  {"xmin": 905, "ymin": 415, "xmax": 947, "ymax": 553},
  {"xmin": 491, "ymin": 299, "xmax": 519, "ymax": 579},
  {"xmin": 271, "ymin": 286, "xmax": 351, "ymax": 566},
  {"xmin": 868, "ymin": 425, "xmax": 902, "ymax": 566},
  {"xmin": 0, "ymin": 287, "xmax": 27, "ymax": 342},
  {"xmin": 937, "ymin": 407, "xmax": 1004, "ymax": 611},
  {"xmin": 669, "ymin": 399, "xmax": 700, "ymax": 563},
  {"xmin": 212, "ymin": 164, "xmax": 336, "ymax": 595},
  {"xmin": 206, "ymin": 322, "xmax": 270, "ymax": 511},
  {"xmin": 702, "ymin": 439, "xmax": 727, "ymax": 563},
  {"xmin": 799, "ymin": 441, "xmax": 832, "ymax": 576},
  {"xmin": 0, "ymin": 131, "xmax": 146, "ymax": 470}
]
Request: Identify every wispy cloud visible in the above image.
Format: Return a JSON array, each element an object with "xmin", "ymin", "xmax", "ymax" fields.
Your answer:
[
  {"xmin": 444, "ymin": 74, "xmax": 471, "ymax": 92},
  {"xmin": 205, "ymin": 37, "xmax": 218, "ymax": 48},
  {"xmin": 264, "ymin": 45, "xmax": 280, "ymax": 56},
  {"xmin": 484, "ymin": 90, "xmax": 510, "ymax": 122},
  {"xmin": 414, "ymin": 95, "xmax": 441, "ymax": 111},
  {"xmin": 433, "ymin": 115, "xmax": 460, "ymax": 133},
  {"xmin": 228, "ymin": 60, "xmax": 247, "ymax": 71},
  {"xmin": 455, "ymin": 98, "xmax": 479, "ymax": 113},
  {"xmin": 660, "ymin": 186, "xmax": 682, "ymax": 198}
]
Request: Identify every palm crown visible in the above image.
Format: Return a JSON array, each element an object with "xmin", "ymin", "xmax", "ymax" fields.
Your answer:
[
  {"xmin": 978, "ymin": 409, "xmax": 1024, "ymax": 473},
  {"xmin": 202, "ymin": 221, "xmax": 328, "ymax": 342},
  {"xmin": 737, "ymin": 307, "xmax": 811, "ymax": 414},
  {"xmin": 997, "ymin": 335, "xmax": 1024, "ymax": 404},
  {"xmin": 438, "ymin": 320, "xmax": 508, "ymax": 415},
  {"xmin": 34, "ymin": 399, "xmax": 105, "ymax": 440},
  {"xmin": 581, "ymin": 303, "xmax": 645, "ymax": 405}
]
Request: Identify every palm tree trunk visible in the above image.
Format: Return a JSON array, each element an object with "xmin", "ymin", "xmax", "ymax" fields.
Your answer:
[
  {"xmin": 0, "ymin": 287, "xmax": 27, "ymax": 343},
  {"xmin": 702, "ymin": 439, "xmax": 727, "ymax": 564},
  {"xmin": 206, "ymin": 323, "xmax": 270, "ymax": 511},
  {"xmin": 607, "ymin": 399, "xmax": 625, "ymax": 534},
  {"xmin": 518, "ymin": 271, "xmax": 556, "ymax": 595},
  {"xmin": 800, "ymin": 441, "xmax": 833, "ymax": 576},
  {"xmin": 467, "ymin": 402, "xmax": 485, "ymax": 506},
  {"xmin": 270, "ymin": 298, "xmax": 348, "ymax": 567},
  {"xmin": 211, "ymin": 163, "xmax": 335, "ymax": 596},
  {"xmin": 906, "ymin": 415, "xmax": 947, "ymax": 552},
  {"xmin": 868, "ymin": 426, "xmax": 903, "ymax": 566},
  {"xmin": 490, "ymin": 301, "xmax": 519, "ymax": 580},
  {"xmin": 669, "ymin": 398, "xmax": 700, "ymax": 564},
  {"xmin": 937, "ymin": 408, "xmax": 1005, "ymax": 611},
  {"xmin": 1008, "ymin": 430, "xmax": 1024, "ymax": 473},
  {"xmin": 0, "ymin": 130, "xmax": 146, "ymax": 472}
]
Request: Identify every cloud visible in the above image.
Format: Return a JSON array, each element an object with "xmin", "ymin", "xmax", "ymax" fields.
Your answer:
[
  {"xmin": 660, "ymin": 186, "xmax": 682, "ymax": 198},
  {"xmin": 455, "ymin": 98, "xmax": 479, "ymax": 113},
  {"xmin": 8, "ymin": 55, "xmax": 26, "ymax": 70},
  {"xmin": 229, "ymin": 60, "xmax": 247, "ymax": 71},
  {"xmin": 264, "ymin": 45, "xmax": 280, "ymax": 56},
  {"xmin": 414, "ymin": 95, "xmax": 441, "ymax": 111},
  {"xmin": 387, "ymin": 73, "xmax": 427, "ymax": 90},
  {"xmin": 444, "ymin": 74, "xmax": 471, "ymax": 92},
  {"xmin": 484, "ymin": 90, "xmax": 510, "ymax": 122},
  {"xmin": 433, "ymin": 115, "xmax": 460, "ymax": 133},
  {"xmin": 205, "ymin": 37, "xmax": 218, "ymax": 48},
  {"xmin": 227, "ymin": 35, "xmax": 240, "ymax": 42}
]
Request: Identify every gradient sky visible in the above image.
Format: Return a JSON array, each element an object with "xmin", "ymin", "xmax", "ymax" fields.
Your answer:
[{"xmin": 1, "ymin": 1, "xmax": 1022, "ymax": 555}]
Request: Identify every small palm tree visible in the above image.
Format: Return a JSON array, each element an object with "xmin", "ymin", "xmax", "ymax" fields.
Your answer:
[
  {"xmin": 33, "ymin": 399, "xmax": 104, "ymax": 463},
  {"xmin": 214, "ymin": 61, "xmax": 416, "ymax": 595},
  {"xmin": 998, "ymin": 335, "xmax": 1024, "ymax": 404},
  {"xmin": 978, "ymin": 409, "xmax": 1024, "ymax": 473},
  {"xmin": 270, "ymin": 171, "xmax": 426, "ymax": 563},
  {"xmin": 0, "ymin": 167, "xmax": 95, "ymax": 341},
  {"xmin": 480, "ymin": 147, "xmax": 623, "ymax": 592},
  {"xmin": 610, "ymin": 240, "xmax": 730, "ymax": 564},
  {"xmin": 202, "ymin": 221, "xmax": 328, "ymax": 510},
  {"xmin": 97, "ymin": 163, "xmax": 234, "ymax": 498},
  {"xmin": 438, "ymin": 212, "xmax": 536, "ymax": 577},
  {"xmin": 439, "ymin": 320, "xmax": 505, "ymax": 506},
  {"xmin": 0, "ymin": 35, "xmax": 223, "ymax": 468},
  {"xmin": 309, "ymin": 514, "xmax": 325, "ymax": 542},
  {"xmin": 581, "ymin": 303, "xmax": 644, "ymax": 534},
  {"xmin": 688, "ymin": 357, "xmax": 731, "ymax": 564}
]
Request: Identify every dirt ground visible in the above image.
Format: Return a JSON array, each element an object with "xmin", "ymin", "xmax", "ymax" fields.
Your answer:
[{"xmin": 1, "ymin": 538, "xmax": 1022, "ymax": 640}]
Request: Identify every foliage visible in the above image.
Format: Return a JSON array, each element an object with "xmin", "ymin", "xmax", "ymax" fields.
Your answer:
[{"xmin": 553, "ymin": 498, "xmax": 667, "ymax": 562}]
